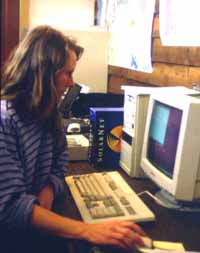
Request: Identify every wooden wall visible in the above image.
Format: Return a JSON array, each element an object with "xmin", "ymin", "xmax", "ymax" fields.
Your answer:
[
  {"xmin": 1, "ymin": 0, "xmax": 19, "ymax": 67},
  {"xmin": 108, "ymin": 0, "xmax": 200, "ymax": 94},
  {"xmin": 1, "ymin": 0, "xmax": 19, "ymax": 85}
]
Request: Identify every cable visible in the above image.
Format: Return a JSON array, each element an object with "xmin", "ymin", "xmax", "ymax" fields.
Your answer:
[{"xmin": 137, "ymin": 190, "xmax": 166, "ymax": 207}]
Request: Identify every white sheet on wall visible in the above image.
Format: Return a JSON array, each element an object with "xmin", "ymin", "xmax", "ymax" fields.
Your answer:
[
  {"xmin": 160, "ymin": 0, "xmax": 200, "ymax": 46},
  {"xmin": 63, "ymin": 28, "xmax": 109, "ymax": 93},
  {"xmin": 107, "ymin": 0, "xmax": 155, "ymax": 73},
  {"xmin": 28, "ymin": 0, "xmax": 109, "ymax": 93},
  {"xmin": 29, "ymin": 0, "xmax": 95, "ymax": 29}
]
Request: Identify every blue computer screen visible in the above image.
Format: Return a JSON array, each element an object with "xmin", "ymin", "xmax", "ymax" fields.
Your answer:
[{"xmin": 147, "ymin": 101, "xmax": 183, "ymax": 178}]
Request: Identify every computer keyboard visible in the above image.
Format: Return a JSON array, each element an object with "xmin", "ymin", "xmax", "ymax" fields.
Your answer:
[{"xmin": 65, "ymin": 171, "xmax": 155, "ymax": 223}]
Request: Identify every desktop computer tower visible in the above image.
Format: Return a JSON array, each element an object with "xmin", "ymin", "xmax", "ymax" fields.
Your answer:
[
  {"xmin": 120, "ymin": 86, "xmax": 200, "ymax": 178},
  {"xmin": 120, "ymin": 88, "xmax": 150, "ymax": 178}
]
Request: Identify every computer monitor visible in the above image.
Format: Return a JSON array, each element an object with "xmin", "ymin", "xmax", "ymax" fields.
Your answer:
[
  {"xmin": 120, "ymin": 85, "xmax": 200, "ymax": 178},
  {"xmin": 141, "ymin": 93, "xmax": 200, "ymax": 210},
  {"xmin": 59, "ymin": 83, "xmax": 82, "ymax": 118}
]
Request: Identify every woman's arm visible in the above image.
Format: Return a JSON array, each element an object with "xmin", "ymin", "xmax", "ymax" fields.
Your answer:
[
  {"xmin": 0, "ymin": 111, "xmax": 38, "ymax": 229},
  {"xmin": 31, "ymin": 204, "xmax": 145, "ymax": 250},
  {"xmin": 37, "ymin": 185, "xmax": 54, "ymax": 210},
  {"xmin": 48, "ymin": 142, "xmax": 68, "ymax": 198}
]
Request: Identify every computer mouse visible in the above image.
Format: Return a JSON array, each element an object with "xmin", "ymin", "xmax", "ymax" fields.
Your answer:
[
  {"xmin": 67, "ymin": 123, "xmax": 81, "ymax": 133},
  {"xmin": 137, "ymin": 236, "xmax": 153, "ymax": 250},
  {"xmin": 141, "ymin": 236, "xmax": 153, "ymax": 248}
]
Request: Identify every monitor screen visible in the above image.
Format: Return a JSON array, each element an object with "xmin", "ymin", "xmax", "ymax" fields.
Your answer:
[{"xmin": 148, "ymin": 101, "xmax": 182, "ymax": 178}]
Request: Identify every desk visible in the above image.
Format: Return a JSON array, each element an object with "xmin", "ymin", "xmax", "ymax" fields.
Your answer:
[{"xmin": 54, "ymin": 161, "xmax": 200, "ymax": 253}]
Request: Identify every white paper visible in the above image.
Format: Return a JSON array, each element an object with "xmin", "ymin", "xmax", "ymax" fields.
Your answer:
[
  {"xmin": 160, "ymin": 0, "xmax": 200, "ymax": 46},
  {"xmin": 138, "ymin": 250, "xmax": 199, "ymax": 253},
  {"xmin": 107, "ymin": 0, "xmax": 155, "ymax": 73}
]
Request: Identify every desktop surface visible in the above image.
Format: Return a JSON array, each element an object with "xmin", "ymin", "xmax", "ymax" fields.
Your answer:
[{"xmin": 53, "ymin": 161, "xmax": 200, "ymax": 253}]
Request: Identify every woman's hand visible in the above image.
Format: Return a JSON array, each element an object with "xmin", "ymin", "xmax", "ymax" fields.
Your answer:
[
  {"xmin": 31, "ymin": 205, "xmax": 145, "ymax": 251},
  {"xmin": 82, "ymin": 220, "xmax": 146, "ymax": 250}
]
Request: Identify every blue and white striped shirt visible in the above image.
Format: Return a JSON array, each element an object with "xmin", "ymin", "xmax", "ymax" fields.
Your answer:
[{"xmin": 0, "ymin": 100, "xmax": 68, "ymax": 230}]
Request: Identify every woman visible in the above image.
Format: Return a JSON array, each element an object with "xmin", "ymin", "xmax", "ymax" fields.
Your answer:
[{"xmin": 0, "ymin": 25, "xmax": 145, "ymax": 252}]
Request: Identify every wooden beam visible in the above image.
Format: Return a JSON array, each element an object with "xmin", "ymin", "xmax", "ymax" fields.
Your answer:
[
  {"xmin": 108, "ymin": 75, "xmax": 156, "ymax": 94},
  {"xmin": 153, "ymin": 38, "xmax": 200, "ymax": 66},
  {"xmin": 109, "ymin": 63, "xmax": 200, "ymax": 88},
  {"xmin": 152, "ymin": 15, "xmax": 159, "ymax": 38},
  {"xmin": 127, "ymin": 63, "xmax": 200, "ymax": 87}
]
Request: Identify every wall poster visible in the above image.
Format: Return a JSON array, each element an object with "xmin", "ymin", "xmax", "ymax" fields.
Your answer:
[
  {"xmin": 105, "ymin": 0, "xmax": 155, "ymax": 73},
  {"xmin": 160, "ymin": 0, "xmax": 200, "ymax": 46}
]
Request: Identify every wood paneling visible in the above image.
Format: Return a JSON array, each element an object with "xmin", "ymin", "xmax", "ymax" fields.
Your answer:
[
  {"xmin": 127, "ymin": 63, "xmax": 200, "ymax": 87},
  {"xmin": 152, "ymin": 15, "xmax": 159, "ymax": 38},
  {"xmin": 19, "ymin": 0, "xmax": 29, "ymax": 40},
  {"xmin": 108, "ymin": 3, "xmax": 200, "ymax": 94},
  {"xmin": 108, "ymin": 63, "xmax": 200, "ymax": 94},
  {"xmin": 108, "ymin": 75, "xmax": 154, "ymax": 94},
  {"xmin": 153, "ymin": 38, "xmax": 200, "ymax": 66},
  {"xmin": 1, "ymin": 0, "xmax": 19, "ymax": 67}
]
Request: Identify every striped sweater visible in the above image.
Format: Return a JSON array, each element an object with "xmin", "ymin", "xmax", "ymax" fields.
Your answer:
[{"xmin": 0, "ymin": 100, "xmax": 68, "ymax": 230}]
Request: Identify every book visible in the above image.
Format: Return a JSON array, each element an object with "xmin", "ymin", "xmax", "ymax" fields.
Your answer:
[{"xmin": 88, "ymin": 107, "xmax": 124, "ymax": 169}]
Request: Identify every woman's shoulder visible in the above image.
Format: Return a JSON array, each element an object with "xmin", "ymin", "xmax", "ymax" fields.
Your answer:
[
  {"xmin": 1, "ymin": 100, "xmax": 18, "ymax": 121},
  {"xmin": 0, "ymin": 100, "xmax": 23, "ymax": 132},
  {"xmin": 0, "ymin": 100, "xmax": 42, "ymax": 136}
]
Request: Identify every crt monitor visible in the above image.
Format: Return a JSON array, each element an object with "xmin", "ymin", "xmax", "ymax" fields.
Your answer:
[{"xmin": 140, "ymin": 93, "xmax": 200, "ymax": 210}]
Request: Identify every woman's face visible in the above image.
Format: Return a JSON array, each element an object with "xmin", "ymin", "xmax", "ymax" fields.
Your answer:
[{"xmin": 55, "ymin": 49, "xmax": 77, "ymax": 99}]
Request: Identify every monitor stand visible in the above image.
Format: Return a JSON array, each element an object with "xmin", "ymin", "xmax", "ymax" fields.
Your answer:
[{"xmin": 155, "ymin": 189, "xmax": 200, "ymax": 212}]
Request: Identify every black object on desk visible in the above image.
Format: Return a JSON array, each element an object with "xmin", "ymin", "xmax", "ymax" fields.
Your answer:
[
  {"xmin": 59, "ymin": 83, "xmax": 82, "ymax": 119},
  {"xmin": 71, "ymin": 93, "xmax": 124, "ymax": 118}
]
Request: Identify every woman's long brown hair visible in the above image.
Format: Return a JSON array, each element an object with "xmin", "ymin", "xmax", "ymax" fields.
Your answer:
[{"xmin": 1, "ymin": 25, "xmax": 83, "ymax": 152}]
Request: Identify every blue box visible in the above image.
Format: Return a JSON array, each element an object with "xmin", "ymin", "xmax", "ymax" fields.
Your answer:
[{"xmin": 89, "ymin": 107, "xmax": 124, "ymax": 169}]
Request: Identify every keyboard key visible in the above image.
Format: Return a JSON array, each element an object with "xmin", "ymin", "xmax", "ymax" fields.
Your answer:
[
  {"xmin": 120, "ymin": 196, "xmax": 130, "ymax": 206},
  {"xmin": 126, "ymin": 206, "xmax": 137, "ymax": 215}
]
